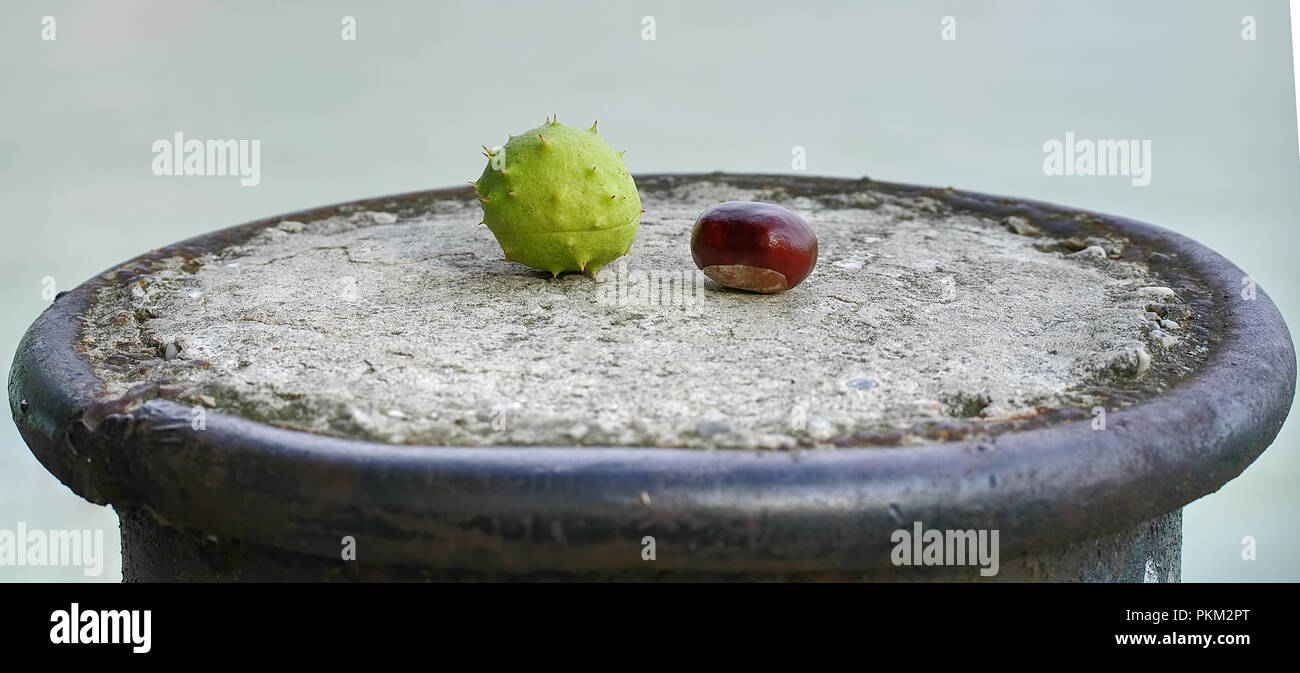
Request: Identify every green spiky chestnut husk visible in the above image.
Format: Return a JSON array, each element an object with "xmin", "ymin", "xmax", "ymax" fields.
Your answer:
[{"xmin": 472, "ymin": 118, "xmax": 642, "ymax": 277}]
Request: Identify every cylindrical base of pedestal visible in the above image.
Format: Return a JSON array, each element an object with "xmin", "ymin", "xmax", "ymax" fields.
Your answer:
[{"xmin": 120, "ymin": 506, "xmax": 1180, "ymax": 582}]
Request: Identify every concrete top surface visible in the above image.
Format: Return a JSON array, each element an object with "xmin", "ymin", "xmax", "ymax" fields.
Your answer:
[{"xmin": 77, "ymin": 176, "xmax": 1204, "ymax": 449}]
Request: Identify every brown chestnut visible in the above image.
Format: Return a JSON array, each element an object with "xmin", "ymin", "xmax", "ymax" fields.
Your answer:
[{"xmin": 690, "ymin": 201, "xmax": 818, "ymax": 293}]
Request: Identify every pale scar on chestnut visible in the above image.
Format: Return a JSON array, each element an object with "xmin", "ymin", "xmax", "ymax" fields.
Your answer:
[{"xmin": 701, "ymin": 265, "xmax": 790, "ymax": 293}]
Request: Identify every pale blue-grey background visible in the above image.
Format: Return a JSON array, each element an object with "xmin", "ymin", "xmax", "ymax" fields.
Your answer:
[{"xmin": 2, "ymin": 0, "xmax": 1296, "ymax": 580}]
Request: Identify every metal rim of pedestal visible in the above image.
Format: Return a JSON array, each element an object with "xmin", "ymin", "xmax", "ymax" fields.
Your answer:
[{"xmin": 8, "ymin": 174, "xmax": 1296, "ymax": 575}]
